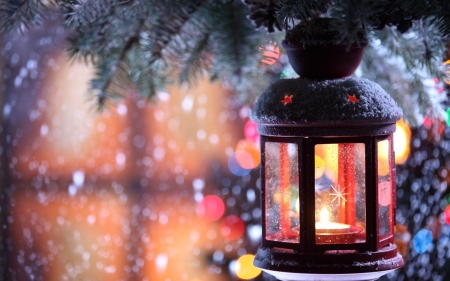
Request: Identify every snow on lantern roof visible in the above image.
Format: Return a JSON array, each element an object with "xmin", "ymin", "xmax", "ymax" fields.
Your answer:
[{"xmin": 251, "ymin": 77, "xmax": 402, "ymax": 126}]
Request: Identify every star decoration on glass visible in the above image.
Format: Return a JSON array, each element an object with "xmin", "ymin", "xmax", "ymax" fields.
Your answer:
[
  {"xmin": 329, "ymin": 185, "xmax": 348, "ymax": 205},
  {"xmin": 347, "ymin": 94, "xmax": 359, "ymax": 103},
  {"xmin": 281, "ymin": 95, "xmax": 293, "ymax": 105}
]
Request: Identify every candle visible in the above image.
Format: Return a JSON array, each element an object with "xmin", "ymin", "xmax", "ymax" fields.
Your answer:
[
  {"xmin": 279, "ymin": 143, "xmax": 290, "ymax": 236},
  {"xmin": 315, "ymin": 207, "xmax": 350, "ymax": 233}
]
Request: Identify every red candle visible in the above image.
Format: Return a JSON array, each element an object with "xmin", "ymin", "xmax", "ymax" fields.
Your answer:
[
  {"xmin": 338, "ymin": 143, "xmax": 356, "ymax": 226},
  {"xmin": 279, "ymin": 143, "xmax": 290, "ymax": 237}
]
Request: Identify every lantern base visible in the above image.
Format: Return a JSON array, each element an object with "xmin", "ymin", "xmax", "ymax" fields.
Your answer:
[
  {"xmin": 260, "ymin": 269, "xmax": 394, "ymax": 281},
  {"xmin": 254, "ymin": 244, "xmax": 403, "ymax": 281}
]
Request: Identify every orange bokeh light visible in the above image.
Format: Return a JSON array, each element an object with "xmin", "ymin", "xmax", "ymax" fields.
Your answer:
[
  {"xmin": 235, "ymin": 140, "xmax": 261, "ymax": 169},
  {"xmin": 235, "ymin": 254, "xmax": 261, "ymax": 280},
  {"xmin": 394, "ymin": 119, "xmax": 411, "ymax": 165}
]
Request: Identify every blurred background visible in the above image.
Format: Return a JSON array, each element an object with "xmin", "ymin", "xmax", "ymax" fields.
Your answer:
[{"xmin": 1, "ymin": 16, "xmax": 450, "ymax": 281}]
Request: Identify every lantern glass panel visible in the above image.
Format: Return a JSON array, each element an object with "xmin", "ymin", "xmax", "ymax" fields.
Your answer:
[
  {"xmin": 265, "ymin": 142, "xmax": 300, "ymax": 243},
  {"xmin": 377, "ymin": 140, "xmax": 393, "ymax": 240},
  {"xmin": 314, "ymin": 143, "xmax": 366, "ymax": 244}
]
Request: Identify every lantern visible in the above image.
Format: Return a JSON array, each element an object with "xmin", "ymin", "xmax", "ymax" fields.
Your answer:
[{"xmin": 251, "ymin": 76, "xmax": 405, "ymax": 280}]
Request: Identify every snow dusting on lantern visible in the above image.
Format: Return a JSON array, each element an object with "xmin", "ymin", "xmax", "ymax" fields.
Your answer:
[{"xmin": 250, "ymin": 77, "xmax": 405, "ymax": 281}]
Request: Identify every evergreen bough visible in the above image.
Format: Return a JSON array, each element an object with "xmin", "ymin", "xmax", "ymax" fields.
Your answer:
[{"xmin": 0, "ymin": 0, "xmax": 449, "ymax": 124}]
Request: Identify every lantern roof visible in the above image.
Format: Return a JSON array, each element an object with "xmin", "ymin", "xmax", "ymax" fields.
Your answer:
[{"xmin": 251, "ymin": 77, "xmax": 402, "ymax": 126}]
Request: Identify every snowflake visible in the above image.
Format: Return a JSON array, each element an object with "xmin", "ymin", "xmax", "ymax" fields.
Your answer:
[{"xmin": 329, "ymin": 185, "xmax": 348, "ymax": 205}]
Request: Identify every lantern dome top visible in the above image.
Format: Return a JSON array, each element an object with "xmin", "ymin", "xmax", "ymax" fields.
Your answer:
[{"xmin": 251, "ymin": 77, "xmax": 402, "ymax": 126}]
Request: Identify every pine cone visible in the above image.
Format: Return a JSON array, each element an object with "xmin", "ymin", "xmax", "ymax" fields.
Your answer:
[
  {"xmin": 373, "ymin": 5, "xmax": 416, "ymax": 34},
  {"xmin": 242, "ymin": 0, "xmax": 282, "ymax": 32}
]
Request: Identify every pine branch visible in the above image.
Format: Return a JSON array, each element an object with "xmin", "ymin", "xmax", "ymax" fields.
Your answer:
[
  {"xmin": 178, "ymin": 33, "xmax": 211, "ymax": 86},
  {"xmin": 275, "ymin": 0, "xmax": 331, "ymax": 26},
  {"xmin": 143, "ymin": 0, "xmax": 208, "ymax": 64},
  {"xmin": 402, "ymin": 0, "xmax": 450, "ymax": 37},
  {"xmin": 0, "ymin": 0, "xmax": 49, "ymax": 32},
  {"xmin": 90, "ymin": 35, "xmax": 139, "ymax": 110},
  {"xmin": 360, "ymin": 22, "xmax": 447, "ymax": 125},
  {"xmin": 123, "ymin": 46, "xmax": 171, "ymax": 102},
  {"xmin": 57, "ymin": 0, "xmax": 113, "ymax": 29}
]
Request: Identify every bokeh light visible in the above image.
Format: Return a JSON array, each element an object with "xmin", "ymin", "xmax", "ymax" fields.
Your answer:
[
  {"xmin": 314, "ymin": 155, "xmax": 325, "ymax": 179},
  {"xmin": 235, "ymin": 150, "xmax": 254, "ymax": 170},
  {"xmin": 443, "ymin": 60, "xmax": 450, "ymax": 84},
  {"xmin": 235, "ymin": 254, "xmax": 261, "ymax": 280},
  {"xmin": 244, "ymin": 120, "xmax": 259, "ymax": 143},
  {"xmin": 444, "ymin": 205, "xmax": 450, "ymax": 225},
  {"xmin": 196, "ymin": 195, "xmax": 225, "ymax": 222},
  {"xmin": 394, "ymin": 119, "xmax": 411, "ymax": 165},
  {"xmin": 423, "ymin": 116, "xmax": 432, "ymax": 128},
  {"xmin": 413, "ymin": 229, "xmax": 432, "ymax": 254},
  {"xmin": 446, "ymin": 108, "xmax": 450, "ymax": 126},
  {"xmin": 235, "ymin": 140, "xmax": 260, "ymax": 169},
  {"xmin": 258, "ymin": 41, "xmax": 280, "ymax": 65},
  {"xmin": 219, "ymin": 215, "xmax": 245, "ymax": 241},
  {"xmin": 321, "ymin": 144, "xmax": 338, "ymax": 182},
  {"xmin": 228, "ymin": 153, "xmax": 251, "ymax": 176},
  {"xmin": 279, "ymin": 67, "xmax": 298, "ymax": 79}
]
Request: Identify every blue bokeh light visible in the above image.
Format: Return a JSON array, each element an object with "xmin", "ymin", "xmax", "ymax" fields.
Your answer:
[
  {"xmin": 413, "ymin": 229, "xmax": 433, "ymax": 254},
  {"xmin": 228, "ymin": 153, "xmax": 251, "ymax": 176}
]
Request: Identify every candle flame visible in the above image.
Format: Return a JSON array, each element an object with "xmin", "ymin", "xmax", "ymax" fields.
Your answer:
[{"xmin": 320, "ymin": 207, "xmax": 329, "ymax": 223}]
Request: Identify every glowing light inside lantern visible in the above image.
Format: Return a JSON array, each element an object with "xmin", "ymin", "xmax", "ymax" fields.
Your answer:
[
  {"xmin": 315, "ymin": 207, "xmax": 350, "ymax": 232},
  {"xmin": 235, "ymin": 254, "xmax": 262, "ymax": 280},
  {"xmin": 320, "ymin": 207, "xmax": 329, "ymax": 223}
]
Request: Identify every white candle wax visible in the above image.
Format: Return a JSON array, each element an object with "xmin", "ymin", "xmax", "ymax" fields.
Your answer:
[
  {"xmin": 316, "ymin": 207, "xmax": 350, "ymax": 232},
  {"xmin": 315, "ymin": 221, "xmax": 350, "ymax": 231}
]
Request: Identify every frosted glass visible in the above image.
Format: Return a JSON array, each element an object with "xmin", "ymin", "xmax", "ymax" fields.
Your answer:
[{"xmin": 265, "ymin": 142, "xmax": 300, "ymax": 243}]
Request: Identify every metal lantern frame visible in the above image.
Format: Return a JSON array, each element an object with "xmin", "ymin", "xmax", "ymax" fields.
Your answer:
[
  {"xmin": 259, "ymin": 124, "xmax": 396, "ymax": 253},
  {"xmin": 253, "ymin": 117, "xmax": 404, "ymax": 279}
]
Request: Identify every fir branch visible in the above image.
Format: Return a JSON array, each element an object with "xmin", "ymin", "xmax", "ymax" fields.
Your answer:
[
  {"xmin": 360, "ymin": 45, "xmax": 417, "ymax": 122},
  {"xmin": 361, "ymin": 22, "xmax": 447, "ymax": 125},
  {"xmin": 329, "ymin": 0, "xmax": 384, "ymax": 39},
  {"xmin": 121, "ymin": 46, "xmax": 170, "ymax": 102},
  {"xmin": 56, "ymin": 0, "xmax": 113, "ymax": 29},
  {"xmin": 178, "ymin": 33, "xmax": 211, "ymax": 86},
  {"xmin": 145, "ymin": 0, "xmax": 208, "ymax": 64},
  {"xmin": 276, "ymin": 0, "xmax": 331, "ymax": 26},
  {"xmin": 402, "ymin": 0, "xmax": 450, "ymax": 37},
  {"xmin": 0, "ymin": 0, "xmax": 49, "ymax": 32},
  {"xmin": 90, "ymin": 35, "xmax": 139, "ymax": 109},
  {"xmin": 430, "ymin": 0, "xmax": 450, "ymax": 37}
]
